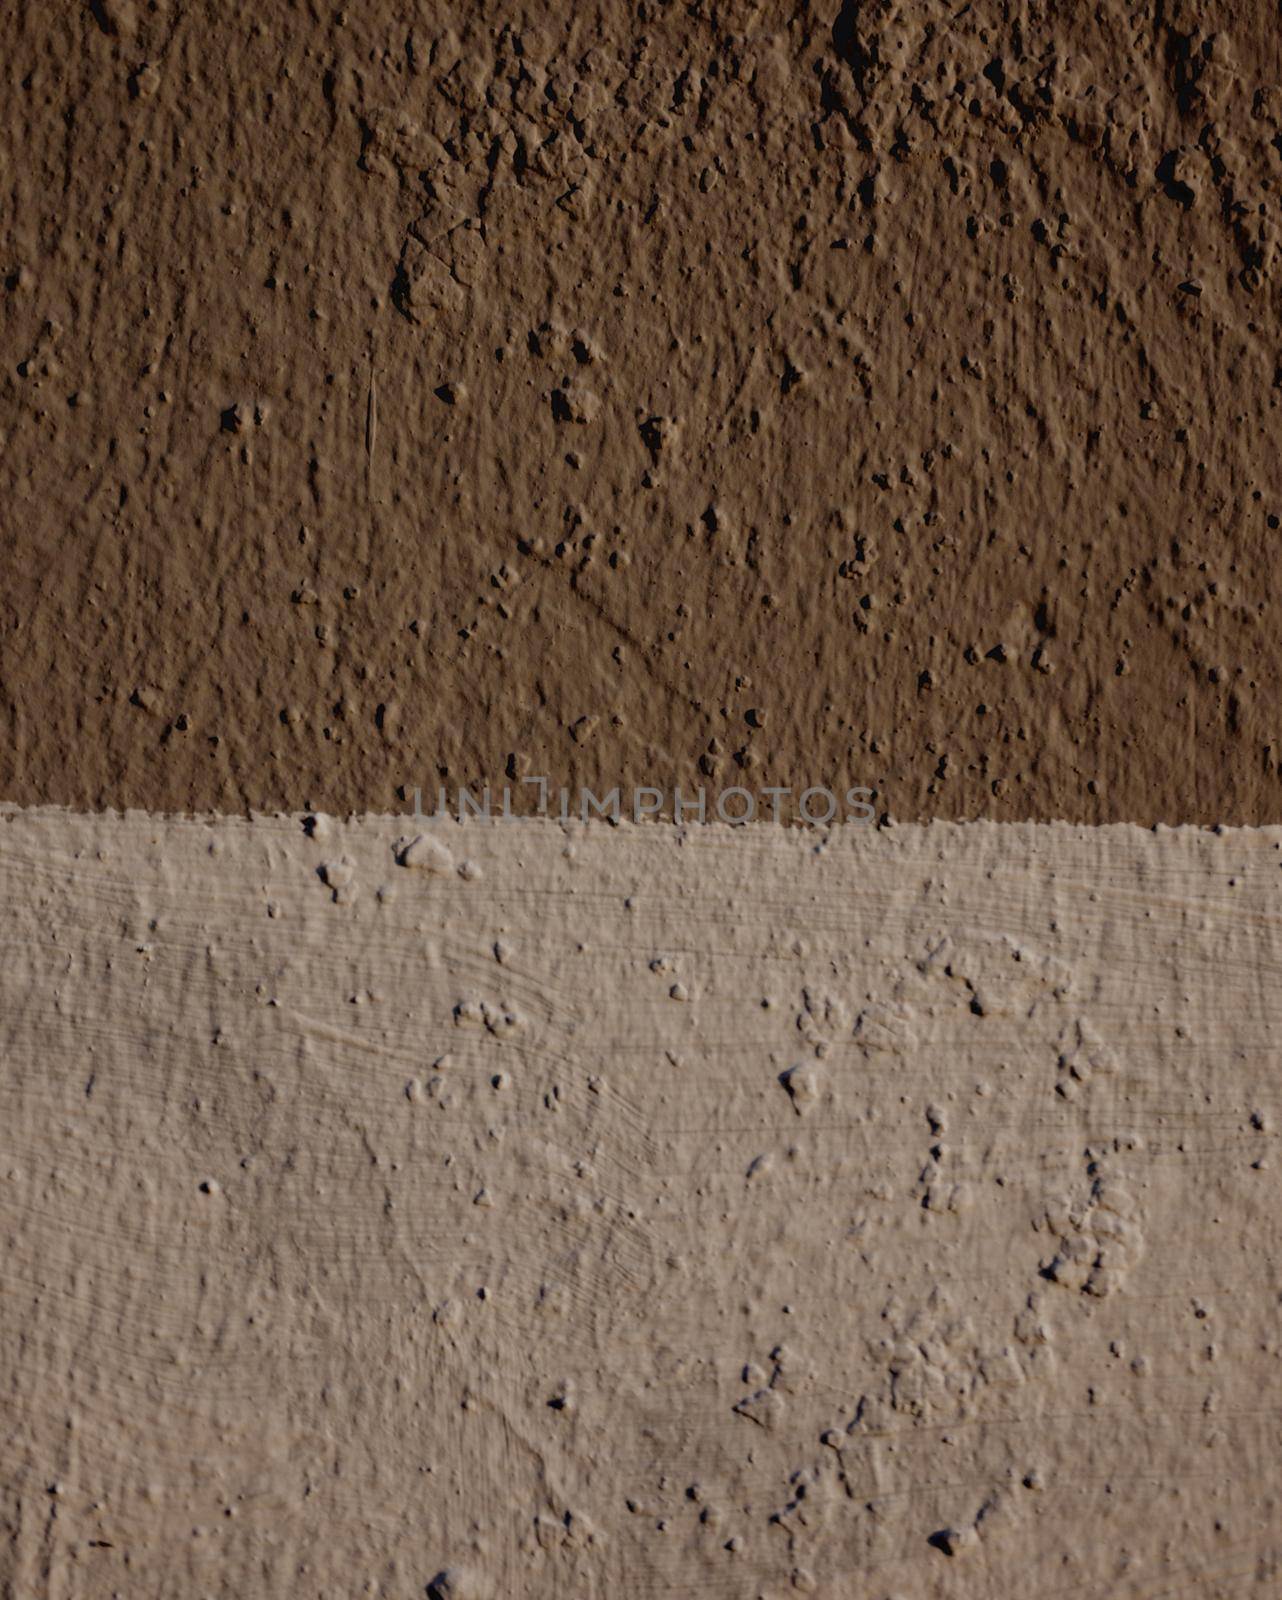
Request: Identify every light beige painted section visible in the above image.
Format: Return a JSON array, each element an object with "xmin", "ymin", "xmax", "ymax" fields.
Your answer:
[{"xmin": 1, "ymin": 812, "xmax": 1280, "ymax": 1599}]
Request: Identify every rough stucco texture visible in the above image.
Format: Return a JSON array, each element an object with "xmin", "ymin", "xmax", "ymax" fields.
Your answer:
[
  {"xmin": 4, "ymin": 3, "xmax": 1282, "ymax": 820},
  {"xmin": 2, "ymin": 811, "xmax": 1281, "ymax": 1597}
]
